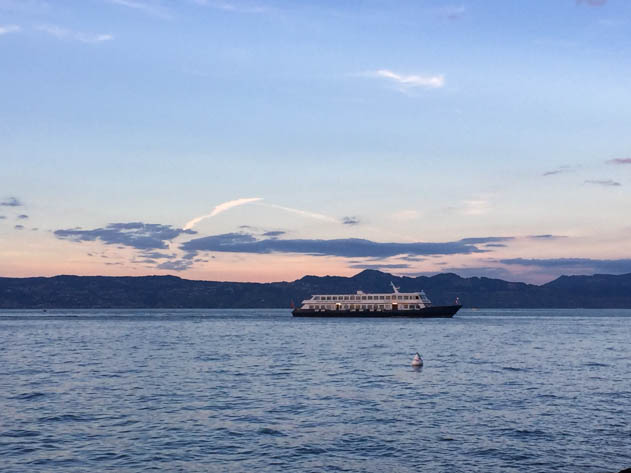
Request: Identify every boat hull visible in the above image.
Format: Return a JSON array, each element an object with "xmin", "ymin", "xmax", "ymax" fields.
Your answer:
[{"xmin": 292, "ymin": 305, "xmax": 461, "ymax": 318}]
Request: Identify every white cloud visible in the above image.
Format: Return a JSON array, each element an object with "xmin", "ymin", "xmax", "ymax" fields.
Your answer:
[
  {"xmin": 0, "ymin": 24, "xmax": 20, "ymax": 35},
  {"xmin": 36, "ymin": 25, "xmax": 113, "ymax": 43},
  {"xmin": 184, "ymin": 197, "xmax": 263, "ymax": 230},
  {"xmin": 374, "ymin": 69, "xmax": 445, "ymax": 89},
  {"xmin": 263, "ymin": 204, "xmax": 338, "ymax": 223},
  {"xmin": 184, "ymin": 199, "xmax": 341, "ymax": 231}
]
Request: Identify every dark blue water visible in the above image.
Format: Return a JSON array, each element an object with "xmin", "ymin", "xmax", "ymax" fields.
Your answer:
[{"xmin": 1, "ymin": 309, "xmax": 630, "ymax": 473}]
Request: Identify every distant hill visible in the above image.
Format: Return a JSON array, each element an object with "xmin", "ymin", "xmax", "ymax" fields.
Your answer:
[{"xmin": 2, "ymin": 270, "xmax": 631, "ymax": 309}]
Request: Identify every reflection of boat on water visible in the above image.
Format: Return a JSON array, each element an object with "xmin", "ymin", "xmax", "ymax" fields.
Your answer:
[{"xmin": 292, "ymin": 282, "xmax": 461, "ymax": 318}]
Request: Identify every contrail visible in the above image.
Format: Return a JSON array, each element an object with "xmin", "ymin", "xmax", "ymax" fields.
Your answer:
[
  {"xmin": 184, "ymin": 197, "xmax": 263, "ymax": 230},
  {"xmin": 262, "ymin": 203, "xmax": 338, "ymax": 223}
]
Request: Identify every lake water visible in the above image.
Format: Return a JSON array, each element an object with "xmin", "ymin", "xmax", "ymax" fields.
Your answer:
[{"xmin": 1, "ymin": 309, "xmax": 630, "ymax": 473}]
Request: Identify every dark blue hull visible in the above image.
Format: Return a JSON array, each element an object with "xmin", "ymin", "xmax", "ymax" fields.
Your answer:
[{"xmin": 292, "ymin": 305, "xmax": 461, "ymax": 318}]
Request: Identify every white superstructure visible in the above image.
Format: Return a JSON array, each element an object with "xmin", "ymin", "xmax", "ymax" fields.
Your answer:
[{"xmin": 298, "ymin": 282, "xmax": 433, "ymax": 312}]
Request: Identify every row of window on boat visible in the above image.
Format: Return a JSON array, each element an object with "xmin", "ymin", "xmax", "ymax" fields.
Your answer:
[
  {"xmin": 312, "ymin": 294, "xmax": 421, "ymax": 301},
  {"xmin": 306, "ymin": 304, "xmax": 423, "ymax": 310}
]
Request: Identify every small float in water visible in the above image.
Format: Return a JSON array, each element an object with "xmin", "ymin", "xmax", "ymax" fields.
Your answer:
[{"xmin": 411, "ymin": 352, "xmax": 423, "ymax": 367}]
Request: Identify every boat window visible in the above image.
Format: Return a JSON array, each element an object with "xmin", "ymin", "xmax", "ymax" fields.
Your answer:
[
  {"xmin": 361, "ymin": 296, "xmax": 366, "ymax": 300},
  {"xmin": 367, "ymin": 296, "xmax": 373, "ymax": 300}
]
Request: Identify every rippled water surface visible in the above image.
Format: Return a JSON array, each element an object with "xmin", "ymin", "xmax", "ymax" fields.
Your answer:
[{"xmin": 1, "ymin": 309, "xmax": 630, "ymax": 472}]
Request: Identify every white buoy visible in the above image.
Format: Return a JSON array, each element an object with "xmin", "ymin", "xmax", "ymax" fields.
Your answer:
[{"xmin": 411, "ymin": 352, "xmax": 423, "ymax": 367}]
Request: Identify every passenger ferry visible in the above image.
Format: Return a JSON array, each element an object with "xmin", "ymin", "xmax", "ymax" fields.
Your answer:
[{"xmin": 292, "ymin": 282, "xmax": 461, "ymax": 318}]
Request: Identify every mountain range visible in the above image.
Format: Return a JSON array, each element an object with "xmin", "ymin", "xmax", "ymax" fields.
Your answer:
[{"xmin": 2, "ymin": 270, "xmax": 631, "ymax": 309}]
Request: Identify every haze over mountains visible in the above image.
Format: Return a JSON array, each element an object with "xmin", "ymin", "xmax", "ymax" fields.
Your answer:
[{"xmin": 2, "ymin": 270, "xmax": 631, "ymax": 309}]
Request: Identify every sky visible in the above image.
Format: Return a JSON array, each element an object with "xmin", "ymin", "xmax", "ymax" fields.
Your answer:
[{"xmin": 1, "ymin": 0, "xmax": 630, "ymax": 284}]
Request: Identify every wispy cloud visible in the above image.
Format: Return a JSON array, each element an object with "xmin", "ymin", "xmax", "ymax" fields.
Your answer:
[
  {"xmin": 400, "ymin": 255, "xmax": 425, "ymax": 262},
  {"xmin": 342, "ymin": 216, "xmax": 360, "ymax": 226},
  {"xmin": 184, "ymin": 199, "xmax": 341, "ymax": 231},
  {"xmin": 584, "ymin": 179, "xmax": 621, "ymax": 187},
  {"xmin": 17, "ymin": 214, "xmax": 28, "ymax": 219},
  {"xmin": 156, "ymin": 259, "xmax": 194, "ymax": 271},
  {"xmin": 261, "ymin": 230, "xmax": 285, "ymax": 238},
  {"xmin": 606, "ymin": 158, "xmax": 631, "ymax": 165},
  {"xmin": 184, "ymin": 197, "xmax": 263, "ymax": 230},
  {"xmin": 373, "ymin": 69, "xmax": 445, "ymax": 90},
  {"xmin": 105, "ymin": 0, "xmax": 171, "ymax": 18},
  {"xmin": 528, "ymin": 234, "xmax": 567, "ymax": 239},
  {"xmin": 14, "ymin": 224, "xmax": 24, "ymax": 230},
  {"xmin": 0, "ymin": 196, "xmax": 22, "ymax": 207},
  {"xmin": 0, "ymin": 24, "xmax": 20, "ymax": 35},
  {"xmin": 36, "ymin": 25, "xmax": 114, "ymax": 43},
  {"xmin": 139, "ymin": 251, "xmax": 176, "ymax": 259},
  {"xmin": 542, "ymin": 165, "xmax": 573, "ymax": 176},
  {"xmin": 263, "ymin": 203, "xmax": 338, "ymax": 223}
]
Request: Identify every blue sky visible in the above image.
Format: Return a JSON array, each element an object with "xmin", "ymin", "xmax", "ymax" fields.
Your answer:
[{"xmin": 1, "ymin": 0, "xmax": 630, "ymax": 283}]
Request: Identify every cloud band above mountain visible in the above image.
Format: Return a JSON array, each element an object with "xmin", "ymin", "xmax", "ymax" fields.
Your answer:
[{"xmin": 180, "ymin": 233, "xmax": 512, "ymax": 258}]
